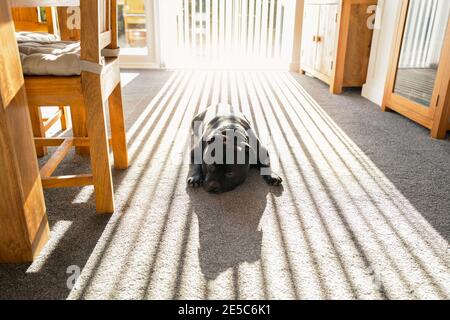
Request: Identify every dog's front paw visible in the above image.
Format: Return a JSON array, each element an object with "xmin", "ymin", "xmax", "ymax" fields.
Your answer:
[
  {"xmin": 187, "ymin": 175, "xmax": 204, "ymax": 188},
  {"xmin": 264, "ymin": 173, "xmax": 283, "ymax": 186}
]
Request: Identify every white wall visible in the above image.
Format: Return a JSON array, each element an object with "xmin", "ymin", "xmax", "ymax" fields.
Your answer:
[{"xmin": 362, "ymin": 0, "xmax": 403, "ymax": 106}]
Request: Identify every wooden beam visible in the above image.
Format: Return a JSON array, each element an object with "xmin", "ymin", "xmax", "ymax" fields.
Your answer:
[
  {"xmin": 0, "ymin": 0, "xmax": 49, "ymax": 263},
  {"xmin": 43, "ymin": 109, "xmax": 63, "ymax": 132},
  {"xmin": 108, "ymin": 0, "xmax": 118, "ymax": 49},
  {"xmin": 57, "ymin": 6, "xmax": 81, "ymax": 41},
  {"xmin": 81, "ymin": 0, "xmax": 101, "ymax": 64},
  {"xmin": 431, "ymin": 16, "xmax": 450, "ymax": 139},
  {"xmin": 34, "ymin": 137, "xmax": 112, "ymax": 148},
  {"xmin": 42, "ymin": 174, "xmax": 93, "ymax": 189},
  {"xmin": 100, "ymin": 30, "xmax": 112, "ymax": 50},
  {"xmin": 101, "ymin": 58, "xmax": 121, "ymax": 99},
  {"xmin": 108, "ymin": 84, "xmax": 129, "ymax": 169},
  {"xmin": 28, "ymin": 104, "xmax": 48, "ymax": 156},
  {"xmin": 34, "ymin": 137, "xmax": 67, "ymax": 147},
  {"xmin": 0, "ymin": 4, "xmax": 25, "ymax": 109},
  {"xmin": 39, "ymin": 138, "xmax": 74, "ymax": 178},
  {"xmin": 25, "ymin": 76, "xmax": 83, "ymax": 107},
  {"xmin": 82, "ymin": 0, "xmax": 117, "ymax": 213}
]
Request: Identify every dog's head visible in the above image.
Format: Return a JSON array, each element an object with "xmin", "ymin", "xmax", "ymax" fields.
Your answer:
[{"xmin": 202, "ymin": 130, "xmax": 256, "ymax": 194}]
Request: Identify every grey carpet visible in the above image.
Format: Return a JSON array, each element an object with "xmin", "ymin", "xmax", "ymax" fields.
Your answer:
[{"xmin": 0, "ymin": 70, "xmax": 448, "ymax": 300}]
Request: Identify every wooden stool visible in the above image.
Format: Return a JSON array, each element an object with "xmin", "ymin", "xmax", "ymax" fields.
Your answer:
[
  {"xmin": 16, "ymin": 0, "xmax": 130, "ymax": 214},
  {"xmin": 27, "ymin": 75, "xmax": 129, "ymax": 214}
]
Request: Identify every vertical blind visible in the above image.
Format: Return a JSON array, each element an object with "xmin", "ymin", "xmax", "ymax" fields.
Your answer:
[
  {"xmin": 162, "ymin": 0, "xmax": 296, "ymax": 68},
  {"xmin": 399, "ymin": 0, "xmax": 450, "ymax": 69}
]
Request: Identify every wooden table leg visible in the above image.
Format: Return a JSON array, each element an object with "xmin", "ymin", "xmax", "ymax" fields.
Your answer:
[
  {"xmin": 108, "ymin": 84, "xmax": 129, "ymax": 170},
  {"xmin": 70, "ymin": 102, "xmax": 90, "ymax": 155},
  {"xmin": 28, "ymin": 104, "xmax": 48, "ymax": 157},
  {"xmin": 60, "ymin": 106, "xmax": 71, "ymax": 131},
  {"xmin": 83, "ymin": 73, "xmax": 115, "ymax": 214},
  {"xmin": 0, "ymin": 88, "xmax": 49, "ymax": 263},
  {"xmin": 0, "ymin": 0, "xmax": 48, "ymax": 264}
]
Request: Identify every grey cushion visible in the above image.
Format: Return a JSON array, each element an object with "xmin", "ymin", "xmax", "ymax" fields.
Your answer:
[
  {"xmin": 16, "ymin": 31, "xmax": 60, "ymax": 43},
  {"xmin": 17, "ymin": 32, "xmax": 81, "ymax": 76}
]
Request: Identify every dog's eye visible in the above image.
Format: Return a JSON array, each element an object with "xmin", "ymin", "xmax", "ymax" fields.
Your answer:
[{"xmin": 225, "ymin": 172, "xmax": 235, "ymax": 178}]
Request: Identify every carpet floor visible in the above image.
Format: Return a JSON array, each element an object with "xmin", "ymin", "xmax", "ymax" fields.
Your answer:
[{"xmin": 0, "ymin": 69, "xmax": 449, "ymax": 300}]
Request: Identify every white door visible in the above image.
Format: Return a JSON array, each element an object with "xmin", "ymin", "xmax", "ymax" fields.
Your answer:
[
  {"xmin": 316, "ymin": 4, "xmax": 338, "ymax": 77},
  {"xmin": 118, "ymin": 0, "xmax": 160, "ymax": 68},
  {"xmin": 301, "ymin": 4, "xmax": 320, "ymax": 70}
]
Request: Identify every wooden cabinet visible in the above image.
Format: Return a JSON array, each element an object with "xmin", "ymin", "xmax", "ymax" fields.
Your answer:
[
  {"xmin": 300, "ymin": 0, "xmax": 377, "ymax": 94},
  {"xmin": 382, "ymin": 0, "xmax": 450, "ymax": 139}
]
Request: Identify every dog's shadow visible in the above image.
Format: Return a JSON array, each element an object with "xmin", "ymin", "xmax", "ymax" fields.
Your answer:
[{"xmin": 186, "ymin": 170, "xmax": 284, "ymax": 280}]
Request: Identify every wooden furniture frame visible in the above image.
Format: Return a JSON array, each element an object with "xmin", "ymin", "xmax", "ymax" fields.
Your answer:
[
  {"xmin": 12, "ymin": 0, "xmax": 129, "ymax": 213},
  {"xmin": 0, "ymin": 0, "xmax": 49, "ymax": 263},
  {"xmin": 12, "ymin": 6, "xmax": 73, "ymax": 155},
  {"xmin": 57, "ymin": 6, "xmax": 81, "ymax": 41},
  {"xmin": 11, "ymin": 5, "xmax": 55, "ymax": 33},
  {"xmin": 300, "ymin": 0, "xmax": 377, "ymax": 94},
  {"xmin": 382, "ymin": 0, "xmax": 450, "ymax": 139}
]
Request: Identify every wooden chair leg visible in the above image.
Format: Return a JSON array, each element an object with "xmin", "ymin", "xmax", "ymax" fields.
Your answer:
[
  {"xmin": 83, "ymin": 74, "xmax": 115, "ymax": 214},
  {"xmin": 28, "ymin": 104, "xmax": 48, "ymax": 157},
  {"xmin": 59, "ymin": 106, "xmax": 71, "ymax": 130},
  {"xmin": 108, "ymin": 84, "xmax": 129, "ymax": 170},
  {"xmin": 70, "ymin": 102, "xmax": 90, "ymax": 155}
]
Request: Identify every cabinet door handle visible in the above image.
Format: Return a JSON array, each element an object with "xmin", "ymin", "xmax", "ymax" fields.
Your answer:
[
  {"xmin": 316, "ymin": 36, "xmax": 322, "ymax": 43},
  {"xmin": 313, "ymin": 35, "xmax": 317, "ymax": 42}
]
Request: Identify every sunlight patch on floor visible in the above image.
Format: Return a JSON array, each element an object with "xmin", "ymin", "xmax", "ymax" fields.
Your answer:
[
  {"xmin": 27, "ymin": 221, "xmax": 73, "ymax": 273},
  {"xmin": 67, "ymin": 70, "xmax": 450, "ymax": 300}
]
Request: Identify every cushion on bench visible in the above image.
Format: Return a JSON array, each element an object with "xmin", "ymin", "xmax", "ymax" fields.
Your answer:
[
  {"xmin": 16, "ymin": 31, "xmax": 61, "ymax": 43},
  {"xmin": 17, "ymin": 32, "xmax": 81, "ymax": 76}
]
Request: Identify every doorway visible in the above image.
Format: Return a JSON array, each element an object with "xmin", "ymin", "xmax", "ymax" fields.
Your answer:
[{"xmin": 118, "ymin": 0, "xmax": 160, "ymax": 68}]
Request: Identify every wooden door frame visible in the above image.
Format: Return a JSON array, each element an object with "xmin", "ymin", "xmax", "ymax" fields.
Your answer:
[
  {"xmin": 382, "ymin": 0, "xmax": 450, "ymax": 138},
  {"xmin": 119, "ymin": 0, "xmax": 161, "ymax": 69},
  {"xmin": 431, "ymin": 13, "xmax": 450, "ymax": 138}
]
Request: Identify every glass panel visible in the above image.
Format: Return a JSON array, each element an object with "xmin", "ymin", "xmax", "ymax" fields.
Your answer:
[
  {"xmin": 38, "ymin": 7, "xmax": 47, "ymax": 23},
  {"xmin": 118, "ymin": 0, "xmax": 148, "ymax": 52},
  {"xmin": 394, "ymin": 0, "xmax": 450, "ymax": 107}
]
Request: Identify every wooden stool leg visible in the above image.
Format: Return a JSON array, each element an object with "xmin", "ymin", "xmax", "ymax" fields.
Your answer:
[
  {"xmin": 83, "ymin": 75, "xmax": 115, "ymax": 214},
  {"xmin": 60, "ymin": 106, "xmax": 71, "ymax": 130},
  {"xmin": 108, "ymin": 84, "xmax": 129, "ymax": 170},
  {"xmin": 28, "ymin": 104, "xmax": 48, "ymax": 157},
  {"xmin": 70, "ymin": 102, "xmax": 90, "ymax": 155}
]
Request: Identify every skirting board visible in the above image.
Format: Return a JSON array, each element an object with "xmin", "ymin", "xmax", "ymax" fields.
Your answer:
[{"xmin": 119, "ymin": 62, "xmax": 161, "ymax": 69}]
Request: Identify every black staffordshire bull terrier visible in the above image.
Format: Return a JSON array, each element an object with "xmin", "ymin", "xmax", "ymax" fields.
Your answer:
[{"xmin": 187, "ymin": 103, "xmax": 282, "ymax": 193}]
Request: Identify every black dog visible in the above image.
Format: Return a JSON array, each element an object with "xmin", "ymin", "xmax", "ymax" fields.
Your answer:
[{"xmin": 187, "ymin": 103, "xmax": 282, "ymax": 193}]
